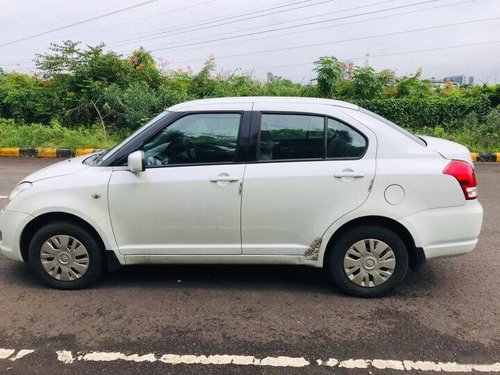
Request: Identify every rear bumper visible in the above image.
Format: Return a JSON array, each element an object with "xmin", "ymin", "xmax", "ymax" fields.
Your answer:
[
  {"xmin": 399, "ymin": 200, "xmax": 483, "ymax": 260},
  {"xmin": 0, "ymin": 208, "xmax": 32, "ymax": 262}
]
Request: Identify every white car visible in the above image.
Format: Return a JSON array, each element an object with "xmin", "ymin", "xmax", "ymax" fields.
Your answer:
[{"xmin": 0, "ymin": 97, "xmax": 483, "ymax": 297}]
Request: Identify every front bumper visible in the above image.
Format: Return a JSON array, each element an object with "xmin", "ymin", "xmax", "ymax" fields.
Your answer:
[
  {"xmin": 399, "ymin": 200, "xmax": 483, "ymax": 260},
  {"xmin": 0, "ymin": 208, "xmax": 33, "ymax": 262}
]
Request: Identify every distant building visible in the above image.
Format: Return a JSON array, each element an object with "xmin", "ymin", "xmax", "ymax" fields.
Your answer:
[
  {"xmin": 429, "ymin": 77, "xmax": 447, "ymax": 88},
  {"xmin": 443, "ymin": 75, "xmax": 474, "ymax": 86},
  {"xmin": 342, "ymin": 60, "xmax": 354, "ymax": 80}
]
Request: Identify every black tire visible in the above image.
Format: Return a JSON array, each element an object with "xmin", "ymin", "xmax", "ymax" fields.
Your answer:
[
  {"xmin": 28, "ymin": 221, "xmax": 105, "ymax": 290},
  {"xmin": 327, "ymin": 225, "xmax": 408, "ymax": 298}
]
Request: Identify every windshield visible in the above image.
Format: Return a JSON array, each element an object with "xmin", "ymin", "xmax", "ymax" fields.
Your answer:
[
  {"xmin": 358, "ymin": 108, "xmax": 426, "ymax": 146},
  {"xmin": 97, "ymin": 111, "xmax": 169, "ymax": 165}
]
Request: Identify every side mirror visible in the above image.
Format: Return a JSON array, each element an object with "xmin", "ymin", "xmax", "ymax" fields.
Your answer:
[{"xmin": 127, "ymin": 150, "xmax": 145, "ymax": 172}]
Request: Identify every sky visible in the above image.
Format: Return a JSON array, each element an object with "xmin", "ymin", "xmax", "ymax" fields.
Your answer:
[{"xmin": 0, "ymin": 0, "xmax": 499, "ymax": 84}]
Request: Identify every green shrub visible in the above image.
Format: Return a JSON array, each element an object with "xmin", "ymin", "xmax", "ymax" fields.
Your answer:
[
  {"xmin": 415, "ymin": 107, "xmax": 500, "ymax": 152},
  {"xmin": 357, "ymin": 96, "xmax": 491, "ymax": 129},
  {"xmin": 0, "ymin": 73, "xmax": 58, "ymax": 124},
  {"xmin": 0, "ymin": 44, "xmax": 499, "ymax": 150}
]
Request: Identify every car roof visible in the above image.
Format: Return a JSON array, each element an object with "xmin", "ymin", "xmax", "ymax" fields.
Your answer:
[{"xmin": 168, "ymin": 96, "xmax": 359, "ymax": 111}]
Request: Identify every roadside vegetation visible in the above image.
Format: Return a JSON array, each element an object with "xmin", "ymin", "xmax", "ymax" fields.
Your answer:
[
  {"xmin": 0, "ymin": 118, "xmax": 117, "ymax": 149},
  {"xmin": 0, "ymin": 41, "xmax": 499, "ymax": 150}
]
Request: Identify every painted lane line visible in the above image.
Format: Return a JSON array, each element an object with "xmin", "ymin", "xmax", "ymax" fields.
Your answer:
[
  {"xmin": 80, "ymin": 352, "xmax": 157, "ymax": 363},
  {"xmin": 9, "ymin": 350, "xmax": 35, "ymax": 361},
  {"xmin": 325, "ymin": 358, "xmax": 500, "ymax": 372},
  {"xmin": 372, "ymin": 359, "xmax": 406, "ymax": 370},
  {"xmin": 2, "ymin": 348, "xmax": 500, "ymax": 372},
  {"xmin": 339, "ymin": 359, "xmax": 370, "ymax": 369},
  {"xmin": 54, "ymin": 351, "xmax": 500, "ymax": 372},
  {"xmin": 258, "ymin": 356, "xmax": 309, "ymax": 367},
  {"xmin": 159, "ymin": 354, "xmax": 256, "ymax": 365},
  {"xmin": 0, "ymin": 349, "xmax": 15, "ymax": 359},
  {"xmin": 78, "ymin": 352, "xmax": 309, "ymax": 367},
  {"xmin": 56, "ymin": 350, "xmax": 75, "ymax": 364},
  {"xmin": 0, "ymin": 348, "xmax": 34, "ymax": 361}
]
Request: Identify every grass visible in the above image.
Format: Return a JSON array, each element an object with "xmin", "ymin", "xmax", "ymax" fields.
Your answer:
[
  {"xmin": 414, "ymin": 109, "xmax": 500, "ymax": 153},
  {"xmin": 0, "ymin": 118, "xmax": 120, "ymax": 149},
  {"xmin": 416, "ymin": 127, "xmax": 499, "ymax": 153}
]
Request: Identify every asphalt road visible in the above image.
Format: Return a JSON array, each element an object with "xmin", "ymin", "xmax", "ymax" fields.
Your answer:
[{"xmin": 0, "ymin": 158, "xmax": 498, "ymax": 374}]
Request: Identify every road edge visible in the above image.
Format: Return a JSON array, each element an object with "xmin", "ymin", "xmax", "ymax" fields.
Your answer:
[{"xmin": 0, "ymin": 148, "xmax": 96, "ymax": 158}]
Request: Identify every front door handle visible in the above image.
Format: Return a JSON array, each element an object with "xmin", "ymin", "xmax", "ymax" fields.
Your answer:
[
  {"xmin": 210, "ymin": 175, "xmax": 240, "ymax": 183},
  {"xmin": 334, "ymin": 171, "xmax": 364, "ymax": 178}
]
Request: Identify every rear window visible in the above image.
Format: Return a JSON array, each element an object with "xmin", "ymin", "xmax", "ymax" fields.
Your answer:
[
  {"xmin": 327, "ymin": 118, "xmax": 367, "ymax": 158},
  {"xmin": 259, "ymin": 114, "xmax": 324, "ymax": 160},
  {"xmin": 258, "ymin": 113, "xmax": 367, "ymax": 161},
  {"xmin": 359, "ymin": 108, "xmax": 426, "ymax": 146}
]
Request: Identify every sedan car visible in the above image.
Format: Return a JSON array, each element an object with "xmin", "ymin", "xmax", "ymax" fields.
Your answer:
[{"xmin": 0, "ymin": 97, "xmax": 483, "ymax": 297}]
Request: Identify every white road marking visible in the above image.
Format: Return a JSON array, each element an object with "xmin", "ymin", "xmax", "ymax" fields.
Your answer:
[
  {"xmin": 9, "ymin": 349, "xmax": 34, "ymax": 361},
  {"xmin": 318, "ymin": 358, "xmax": 339, "ymax": 367},
  {"xmin": 80, "ymin": 352, "xmax": 309, "ymax": 367},
  {"xmin": 56, "ymin": 350, "xmax": 74, "ymax": 364},
  {"xmin": 2, "ymin": 348, "xmax": 500, "ymax": 372},
  {"xmin": 80, "ymin": 352, "xmax": 157, "ymax": 363},
  {"xmin": 9, "ymin": 349, "xmax": 35, "ymax": 361},
  {"xmin": 57, "ymin": 351, "xmax": 500, "ymax": 372},
  {"xmin": 0, "ymin": 349, "xmax": 34, "ymax": 361},
  {"xmin": 372, "ymin": 359, "xmax": 406, "ymax": 370},
  {"xmin": 0, "ymin": 195, "xmax": 8, "ymax": 199},
  {"xmin": 0, "ymin": 349, "xmax": 15, "ymax": 359},
  {"xmin": 339, "ymin": 359, "xmax": 370, "ymax": 368}
]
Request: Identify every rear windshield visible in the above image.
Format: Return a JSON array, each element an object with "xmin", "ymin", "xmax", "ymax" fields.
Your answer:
[{"xmin": 358, "ymin": 108, "xmax": 426, "ymax": 146}]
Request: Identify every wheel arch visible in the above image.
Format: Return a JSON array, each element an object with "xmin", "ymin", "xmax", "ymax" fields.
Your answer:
[
  {"xmin": 20, "ymin": 212, "xmax": 106, "ymax": 262},
  {"xmin": 322, "ymin": 215, "xmax": 424, "ymax": 271}
]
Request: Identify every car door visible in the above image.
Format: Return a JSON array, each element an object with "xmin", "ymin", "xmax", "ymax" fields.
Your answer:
[
  {"xmin": 241, "ymin": 104, "xmax": 376, "ymax": 256},
  {"xmin": 108, "ymin": 111, "xmax": 249, "ymax": 256}
]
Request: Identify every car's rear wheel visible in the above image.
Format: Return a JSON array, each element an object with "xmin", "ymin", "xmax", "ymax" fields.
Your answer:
[
  {"xmin": 28, "ymin": 221, "xmax": 104, "ymax": 289},
  {"xmin": 327, "ymin": 225, "xmax": 408, "ymax": 297}
]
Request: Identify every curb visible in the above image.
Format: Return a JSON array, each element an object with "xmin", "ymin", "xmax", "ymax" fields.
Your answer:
[
  {"xmin": 0, "ymin": 148, "xmax": 499, "ymax": 162},
  {"xmin": 470, "ymin": 152, "xmax": 500, "ymax": 162},
  {"xmin": 0, "ymin": 148, "xmax": 96, "ymax": 158}
]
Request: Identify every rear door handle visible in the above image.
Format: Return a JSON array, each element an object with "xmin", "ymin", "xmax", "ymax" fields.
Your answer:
[
  {"xmin": 210, "ymin": 175, "xmax": 240, "ymax": 183},
  {"xmin": 334, "ymin": 171, "xmax": 364, "ymax": 178}
]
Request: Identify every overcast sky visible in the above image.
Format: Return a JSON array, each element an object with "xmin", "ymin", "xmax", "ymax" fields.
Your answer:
[{"xmin": 1, "ymin": 0, "xmax": 499, "ymax": 83}]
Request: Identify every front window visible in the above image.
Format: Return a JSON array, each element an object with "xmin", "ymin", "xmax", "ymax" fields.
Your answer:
[
  {"xmin": 142, "ymin": 113, "xmax": 241, "ymax": 167},
  {"xmin": 96, "ymin": 111, "xmax": 168, "ymax": 165}
]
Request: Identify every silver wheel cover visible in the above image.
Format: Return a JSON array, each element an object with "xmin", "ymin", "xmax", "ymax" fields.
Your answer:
[
  {"xmin": 40, "ymin": 235, "xmax": 89, "ymax": 281},
  {"xmin": 343, "ymin": 239, "xmax": 396, "ymax": 288}
]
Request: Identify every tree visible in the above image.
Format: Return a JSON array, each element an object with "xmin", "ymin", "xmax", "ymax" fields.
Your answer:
[
  {"xmin": 352, "ymin": 66, "xmax": 383, "ymax": 99},
  {"xmin": 128, "ymin": 47, "xmax": 164, "ymax": 89},
  {"xmin": 35, "ymin": 40, "xmax": 86, "ymax": 77},
  {"xmin": 394, "ymin": 68, "xmax": 433, "ymax": 98},
  {"xmin": 191, "ymin": 56, "xmax": 217, "ymax": 97},
  {"xmin": 313, "ymin": 56, "xmax": 343, "ymax": 98},
  {"xmin": 32, "ymin": 41, "xmax": 168, "ymax": 129}
]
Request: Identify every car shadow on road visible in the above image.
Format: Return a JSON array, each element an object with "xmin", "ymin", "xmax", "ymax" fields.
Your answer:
[
  {"xmin": 104, "ymin": 263, "xmax": 336, "ymax": 294},
  {"xmin": 4, "ymin": 258, "xmax": 443, "ymax": 297},
  {"xmin": 103, "ymin": 262, "xmax": 444, "ymax": 298}
]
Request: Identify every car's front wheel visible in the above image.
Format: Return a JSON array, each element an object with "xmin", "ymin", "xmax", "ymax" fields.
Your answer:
[
  {"xmin": 327, "ymin": 225, "xmax": 408, "ymax": 297},
  {"xmin": 28, "ymin": 221, "xmax": 104, "ymax": 289}
]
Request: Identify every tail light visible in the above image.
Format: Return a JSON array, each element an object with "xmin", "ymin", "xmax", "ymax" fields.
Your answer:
[{"xmin": 443, "ymin": 160, "xmax": 478, "ymax": 200}]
